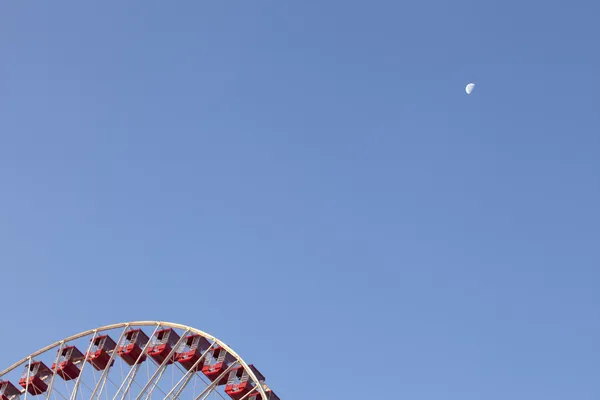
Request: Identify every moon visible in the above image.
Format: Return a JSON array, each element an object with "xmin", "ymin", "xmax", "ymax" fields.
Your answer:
[{"xmin": 465, "ymin": 83, "xmax": 475, "ymax": 95}]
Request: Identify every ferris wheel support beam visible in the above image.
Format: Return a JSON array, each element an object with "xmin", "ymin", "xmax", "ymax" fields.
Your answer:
[
  {"xmin": 193, "ymin": 362, "xmax": 239, "ymax": 400},
  {"xmin": 163, "ymin": 342, "xmax": 216, "ymax": 400},
  {"xmin": 118, "ymin": 364, "xmax": 140, "ymax": 400},
  {"xmin": 141, "ymin": 364, "xmax": 168, "ymax": 400},
  {"xmin": 23, "ymin": 357, "xmax": 32, "ymax": 400},
  {"xmin": 135, "ymin": 329, "xmax": 190, "ymax": 400},
  {"xmin": 114, "ymin": 324, "xmax": 162, "ymax": 400},
  {"xmin": 237, "ymin": 386, "xmax": 260, "ymax": 400},
  {"xmin": 45, "ymin": 341, "xmax": 66, "ymax": 400},
  {"xmin": 69, "ymin": 330, "xmax": 98, "ymax": 400},
  {"xmin": 89, "ymin": 326, "xmax": 128, "ymax": 400}
]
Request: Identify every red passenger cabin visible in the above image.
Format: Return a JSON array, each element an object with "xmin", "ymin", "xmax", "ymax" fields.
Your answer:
[
  {"xmin": 0, "ymin": 381, "xmax": 20, "ymax": 400},
  {"xmin": 201, "ymin": 346, "xmax": 235, "ymax": 385},
  {"xmin": 175, "ymin": 334, "xmax": 211, "ymax": 371},
  {"xmin": 86, "ymin": 335, "xmax": 117, "ymax": 371},
  {"xmin": 147, "ymin": 328, "xmax": 180, "ymax": 365},
  {"xmin": 51, "ymin": 346, "xmax": 85, "ymax": 381},
  {"xmin": 118, "ymin": 329, "xmax": 149, "ymax": 366},
  {"xmin": 224, "ymin": 365, "xmax": 265, "ymax": 400},
  {"xmin": 19, "ymin": 361, "xmax": 51, "ymax": 395}
]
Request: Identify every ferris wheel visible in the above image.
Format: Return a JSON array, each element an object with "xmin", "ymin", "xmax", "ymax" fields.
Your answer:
[{"xmin": 0, "ymin": 321, "xmax": 280, "ymax": 400}]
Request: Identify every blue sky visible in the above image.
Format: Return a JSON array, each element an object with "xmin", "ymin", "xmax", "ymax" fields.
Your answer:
[{"xmin": 1, "ymin": 1, "xmax": 599, "ymax": 399}]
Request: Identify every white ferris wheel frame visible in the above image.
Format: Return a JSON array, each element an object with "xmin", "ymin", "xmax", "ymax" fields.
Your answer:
[{"xmin": 0, "ymin": 321, "xmax": 270, "ymax": 400}]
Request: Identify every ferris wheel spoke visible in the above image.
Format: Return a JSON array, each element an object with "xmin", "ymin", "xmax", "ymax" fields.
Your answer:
[
  {"xmin": 62, "ymin": 380, "xmax": 69, "ymax": 400},
  {"xmin": 192, "ymin": 361, "xmax": 238, "ymax": 400},
  {"xmin": 69, "ymin": 330, "xmax": 98, "ymax": 400},
  {"xmin": 46, "ymin": 387, "xmax": 63, "ymax": 400},
  {"xmin": 125, "ymin": 358, "xmax": 166, "ymax": 398},
  {"xmin": 203, "ymin": 383, "xmax": 231, "ymax": 400},
  {"xmin": 164, "ymin": 341, "xmax": 216, "ymax": 400},
  {"xmin": 45, "ymin": 341, "xmax": 65, "ymax": 400},
  {"xmin": 119, "ymin": 364, "xmax": 142, "ymax": 400},
  {"xmin": 49, "ymin": 385, "xmax": 69, "ymax": 400},
  {"xmin": 76, "ymin": 370, "xmax": 99, "ymax": 397},
  {"xmin": 140, "ymin": 364, "xmax": 168, "ymax": 400},
  {"xmin": 134, "ymin": 330, "xmax": 190, "ymax": 400},
  {"xmin": 116, "ymin": 364, "xmax": 140, "ymax": 400},
  {"xmin": 119, "ymin": 354, "xmax": 125, "ymax": 394},
  {"xmin": 203, "ymin": 383, "xmax": 232, "ymax": 400},
  {"xmin": 182, "ymin": 368, "xmax": 230, "ymax": 400},
  {"xmin": 90, "ymin": 326, "xmax": 129, "ymax": 400},
  {"xmin": 129, "ymin": 374, "xmax": 169, "ymax": 398},
  {"xmin": 107, "ymin": 374, "xmax": 162, "ymax": 399},
  {"xmin": 113, "ymin": 324, "xmax": 162, "ymax": 400},
  {"xmin": 23, "ymin": 357, "xmax": 32, "ymax": 400},
  {"xmin": 237, "ymin": 386, "xmax": 260, "ymax": 400}
]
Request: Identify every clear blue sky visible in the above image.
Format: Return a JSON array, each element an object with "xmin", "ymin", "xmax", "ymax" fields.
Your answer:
[{"xmin": 1, "ymin": 1, "xmax": 599, "ymax": 399}]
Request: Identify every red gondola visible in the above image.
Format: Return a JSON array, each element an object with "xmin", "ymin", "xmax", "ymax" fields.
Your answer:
[
  {"xmin": 224, "ymin": 365, "xmax": 265, "ymax": 400},
  {"xmin": 176, "ymin": 334, "xmax": 211, "ymax": 371},
  {"xmin": 51, "ymin": 346, "xmax": 84, "ymax": 381},
  {"xmin": 19, "ymin": 361, "xmax": 51, "ymax": 395},
  {"xmin": 86, "ymin": 335, "xmax": 117, "ymax": 371},
  {"xmin": 147, "ymin": 328, "xmax": 180, "ymax": 365},
  {"xmin": 118, "ymin": 329, "xmax": 149, "ymax": 366},
  {"xmin": 201, "ymin": 346, "xmax": 235, "ymax": 385},
  {"xmin": 0, "ymin": 381, "xmax": 20, "ymax": 400}
]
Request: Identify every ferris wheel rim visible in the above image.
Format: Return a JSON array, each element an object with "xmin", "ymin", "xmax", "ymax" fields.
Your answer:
[{"xmin": 0, "ymin": 320, "xmax": 269, "ymax": 400}]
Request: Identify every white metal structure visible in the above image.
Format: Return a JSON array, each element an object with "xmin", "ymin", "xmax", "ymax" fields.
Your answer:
[{"xmin": 0, "ymin": 321, "xmax": 274, "ymax": 400}]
